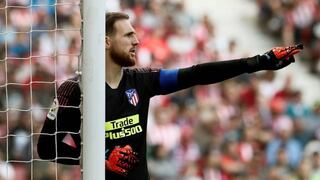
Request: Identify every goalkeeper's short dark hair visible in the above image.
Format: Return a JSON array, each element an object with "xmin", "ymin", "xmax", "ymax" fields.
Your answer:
[{"xmin": 106, "ymin": 12, "xmax": 129, "ymax": 36}]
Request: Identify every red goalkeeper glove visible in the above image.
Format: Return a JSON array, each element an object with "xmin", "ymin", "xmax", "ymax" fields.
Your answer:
[
  {"xmin": 105, "ymin": 145, "xmax": 139, "ymax": 177},
  {"xmin": 247, "ymin": 44, "xmax": 303, "ymax": 73}
]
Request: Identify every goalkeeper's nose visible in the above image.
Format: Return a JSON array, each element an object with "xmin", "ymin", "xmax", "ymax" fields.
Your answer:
[{"xmin": 132, "ymin": 34, "xmax": 139, "ymax": 46}]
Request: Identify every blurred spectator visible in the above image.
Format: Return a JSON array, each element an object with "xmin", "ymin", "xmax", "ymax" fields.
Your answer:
[
  {"xmin": 310, "ymin": 152, "xmax": 320, "ymax": 179},
  {"xmin": 9, "ymin": 33, "xmax": 30, "ymax": 58},
  {"xmin": 293, "ymin": 158, "xmax": 311, "ymax": 180},
  {"xmin": 286, "ymin": 90, "xmax": 310, "ymax": 120},
  {"xmin": 304, "ymin": 129, "xmax": 320, "ymax": 159},
  {"xmin": 147, "ymin": 103, "xmax": 181, "ymax": 152},
  {"xmin": 305, "ymin": 101, "xmax": 320, "ymax": 133},
  {"xmin": 140, "ymin": 0, "xmax": 165, "ymax": 31},
  {"xmin": 270, "ymin": 147, "xmax": 295, "ymax": 179},
  {"xmin": 194, "ymin": 104, "xmax": 223, "ymax": 154},
  {"xmin": 8, "ymin": 112, "xmax": 31, "ymax": 162},
  {"xmin": 0, "ymin": 149, "xmax": 15, "ymax": 180},
  {"xmin": 173, "ymin": 125, "xmax": 200, "ymax": 174},
  {"xmin": 199, "ymin": 150, "xmax": 225, "ymax": 180},
  {"xmin": 286, "ymin": 90, "xmax": 313, "ymax": 146},
  {"xmin": 220, "ymin": 139, "xmax": 247, "ymax": 179},
  {"xmin": 148, "ymin": 144, "xmax": 178, "ymax": 180},
  {"xmin": 266, "ymin": 114, "xmax": 302, "ymax": 169}
]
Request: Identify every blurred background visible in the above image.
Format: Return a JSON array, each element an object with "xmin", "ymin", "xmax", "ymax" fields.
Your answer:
[
  {"xmin": 0, "ymin": 0, "xmax": 82, "ymax": 179},
  {"xmin": 1, "ymin": 0, "xmax": 320, "ymax": 179}
]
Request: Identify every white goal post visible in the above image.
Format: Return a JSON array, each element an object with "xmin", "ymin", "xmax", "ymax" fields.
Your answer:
[{"xmin": 81, "ymin": 0, "xmax": 105, "ymax": 179}]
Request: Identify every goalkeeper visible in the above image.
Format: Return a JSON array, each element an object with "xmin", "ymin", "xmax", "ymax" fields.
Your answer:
[{"xmin": 37, "ymin": 12, "xmax": 303, "ymax": 180}]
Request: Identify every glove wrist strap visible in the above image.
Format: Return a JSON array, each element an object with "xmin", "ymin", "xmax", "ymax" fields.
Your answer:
[{"xmin": 246, "ymin": 55, "xmax": 262, "ymax": 73}]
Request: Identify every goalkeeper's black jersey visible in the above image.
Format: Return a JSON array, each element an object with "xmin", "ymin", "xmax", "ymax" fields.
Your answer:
[
  {"xmin": 37, "ymin": 56, "xmax": 259, "ymax": 180},
  {"xmin": 38, "ymin": 68, "xmax": 162, "ymax": 180},
  {"xmin": 105, "ymin": 68, "xmax": 160, "ymax": 179}
]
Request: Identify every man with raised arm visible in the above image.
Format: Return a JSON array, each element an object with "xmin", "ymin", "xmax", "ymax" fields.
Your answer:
[{"xmin": 37, "ymin": 12, "xmax": 303, "ymax": 180}]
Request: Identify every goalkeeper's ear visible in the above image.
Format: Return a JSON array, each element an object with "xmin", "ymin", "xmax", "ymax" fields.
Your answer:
[{"xmin": 106, "ymin": 36, "xmax": 111, "ymax": 50}]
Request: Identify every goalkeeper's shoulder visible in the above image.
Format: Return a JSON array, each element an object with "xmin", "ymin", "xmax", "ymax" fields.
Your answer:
[
  {"xmin": 58, "ymin": 76, "xmax": 80, "ymax": 93},
  {"xmin": 61, "ymin": 76, "xmax": 80, "ymax": 86},
  {"xmin": 125, "ymin": 67, "xmax": 160, "ymax": 74},
  {"xmin": 57, "ymin": 76, "xmax": 81, "ymax": 105}
]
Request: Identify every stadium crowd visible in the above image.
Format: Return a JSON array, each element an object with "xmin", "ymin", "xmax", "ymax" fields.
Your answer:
[
  {"xmin": 0, "ymin": 0, "xmax": 319, "ymax": 179},
  {"xmin": 257, "ymin": 0, "xmax": 320, "ymax": 75}
]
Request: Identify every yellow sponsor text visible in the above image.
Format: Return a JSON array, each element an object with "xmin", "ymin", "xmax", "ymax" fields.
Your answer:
[
  {"xmin": 105, "ymin": 125, "xmax": 143, "ymax": 140},
  {"xmin": 105, "ymin": 114, "xmax": 139, "ymax": 131}
]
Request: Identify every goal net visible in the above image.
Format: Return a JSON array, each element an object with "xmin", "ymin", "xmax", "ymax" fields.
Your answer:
[{"xmin": 0, "ymin": 0, "xmax": 104, "ymax": 179}]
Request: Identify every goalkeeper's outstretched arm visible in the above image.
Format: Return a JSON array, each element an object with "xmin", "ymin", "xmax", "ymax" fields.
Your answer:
[
  {"xmin": 37, "ymin": 77, "xmax": 81, "ymax": 165},
  {"xmin": 158, "ymin": 44, "xmax": 303, "ymax": 95}
]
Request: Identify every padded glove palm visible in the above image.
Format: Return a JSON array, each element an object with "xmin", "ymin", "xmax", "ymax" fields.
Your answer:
[{"xmin": 106, "ymin": 145, "xmax": 139, "ymax": 177}]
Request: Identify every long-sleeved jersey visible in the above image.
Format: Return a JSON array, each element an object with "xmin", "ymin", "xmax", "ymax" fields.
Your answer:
[{"xmin": 37, "ymin": 56, "xmax": 260, "ymax": 180}]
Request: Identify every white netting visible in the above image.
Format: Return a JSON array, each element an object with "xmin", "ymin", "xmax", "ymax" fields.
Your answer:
[{"xmin": 0, "ymin": 0, "xmax": 82, "ymax": 179}]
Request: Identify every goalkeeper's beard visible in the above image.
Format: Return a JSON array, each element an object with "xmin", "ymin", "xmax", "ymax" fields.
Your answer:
[{"xmin": 110, "ymin": 46, "xmax": 136, "ymax": 67}]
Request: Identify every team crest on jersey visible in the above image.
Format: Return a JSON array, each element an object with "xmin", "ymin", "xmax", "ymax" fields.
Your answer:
[{"xmin": 125, "ymin": 89, "xmax": 139, "ymax": 106}]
